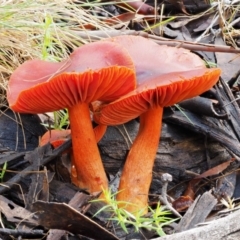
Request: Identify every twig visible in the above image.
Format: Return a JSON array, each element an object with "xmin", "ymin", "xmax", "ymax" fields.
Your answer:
[
  {"xmin": 152, "ymin": 204, "xmax": 240, "ymax": 240},
  {"xmin": 194, "ymin": 14, "xmax": 219, "ymax": 43},
  {"xmin": 0, "ymin": 152, "xmax": 27, "ymax": 165},
  {"xmin": 0, "ymin": 228, "xmax": 44, "ymax": 237},
  {"xmin": 70, "ymin": 29, "xmax": 240, "ymax": 53},
  {"xmin": 0, "ymin": 139, "xmax": 72, "ymax": 194}
]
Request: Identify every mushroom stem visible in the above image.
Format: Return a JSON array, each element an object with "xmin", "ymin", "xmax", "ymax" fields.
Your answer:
[
  {"xmin": 94, "ymin": 124, "xmax": 107, "ymax": 143},
  {"xmin": 117, "ymin": 106, "xmax": 163, "ymax": 214},
  {"xmin": 68, "ymin": 102, "xmax": 108, "ymax": 193}
]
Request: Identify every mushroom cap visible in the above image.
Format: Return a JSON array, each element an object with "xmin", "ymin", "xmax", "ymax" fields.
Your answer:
[
  {"xmin": 93, "ymin": 68, "xmax": 221, "ymax": 125},
  {"xmin": 7, "ymin": 41, "xmax": 136, "ymax": 114},
  {"xmin": 105, "ymin": 35, "xmax": 206, "ymax": 85},
  {"xmin": 39, "ymin": 129, "xmax": 71, "ymax": 148}
]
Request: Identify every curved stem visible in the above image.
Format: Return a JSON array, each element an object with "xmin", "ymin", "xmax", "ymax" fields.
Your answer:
[
  {"xmin": 117, "ymin": 106, "xmax": 163, "ymax": 214},
  {"xmin": 94, "ymin": 124, "xmax": 107, "ymax": 143},
  {"xmin": 68, "ymin": 102, "xmax": 108, "ymax": 193}
]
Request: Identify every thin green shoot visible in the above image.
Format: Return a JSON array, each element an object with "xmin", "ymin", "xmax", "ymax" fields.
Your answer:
[
  {"xmin": 205, "ymin": 61, "xmax": 217, "ymax": 68},
  {"xmin": 41, "ymin": 14, "xmax": 54, "ymax": 61},
  {"xmin": 174, "ymin": 104, "xmax": 195, "ymax": 125},
  {"xmin": 53, "ymin": 109, "xmax": 70, "ymax": 130},
  {"xmin": 221, "ymin": 196, "xmax": 236, "ymax": 210},
  {"xmin": 0, "ymin": 162, "xmax": 7, "ymax": 182},
  {"xmin": 91, "ymin": 188, "xmax": 177, "ymax": 236},
  {"xmin": 42, "ymin": 109, "xmax": 69, "ymax": 130},
  {"xmin": 143, "ymin": 17, "xmax": 176, "ymax": 32}
]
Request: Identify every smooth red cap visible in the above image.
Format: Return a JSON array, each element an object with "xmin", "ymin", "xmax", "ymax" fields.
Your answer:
[
  {"xmin": 105, "ymin": 35, "xmax": 206, "ymax": 85},
  {"xmin": 7, "ymin": 41, "xmax": 136, "ymax": 113}
]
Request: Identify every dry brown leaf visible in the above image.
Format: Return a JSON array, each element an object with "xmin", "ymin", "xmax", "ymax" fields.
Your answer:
[
  {"xmin": 172, "ymin": 195, "xmax": 194, "ymax": 212},
  {"xmin": 194, "ymin": 158, "xmax": 235, "ymax": 179},
  {"xmin": 32, "ymin": 201, "xmax": 118, "ymax": 239},
  {"xmin": 183, "ymin": 158, "xmax": 235, "ymax": 202}
]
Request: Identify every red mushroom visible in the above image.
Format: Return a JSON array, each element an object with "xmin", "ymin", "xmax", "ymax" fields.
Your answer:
[
  {"xmin": 95, "ymin": 69, "xmax": 221, "ymax": 213},
  {"xmin": 7, "ymin": 40, "xmax": 136, "ymax": 195},
  {"xmin": 93, "ymin": 36, "xmax": 221, "ymax": 213}
]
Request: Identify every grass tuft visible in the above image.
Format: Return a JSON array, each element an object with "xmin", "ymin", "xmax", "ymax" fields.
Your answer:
[{"xmin": 91, "ymin": 188, "xmax": 177, "ymax": 237}]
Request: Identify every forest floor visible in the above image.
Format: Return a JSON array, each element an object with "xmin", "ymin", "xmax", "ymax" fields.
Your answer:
[{"xmin": 1, "ymin": 0, "xmax": 240, "ymax": 239}]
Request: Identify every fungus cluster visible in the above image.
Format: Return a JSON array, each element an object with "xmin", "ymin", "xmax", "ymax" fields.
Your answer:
[{"xmin": 7, "ymin": 36, "xmax": 221, "ymax": 214}]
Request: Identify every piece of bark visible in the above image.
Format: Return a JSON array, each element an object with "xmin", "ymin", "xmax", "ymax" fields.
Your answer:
[
  {"xmin": 49, "ymin": 179, "xmax": 79, "ymax": 203},
  {"xmin": 214, "ymin": 172, "xmax": 237, "ymax": 199},
  {"xmin": 32, "ymin": 201, "xmax": 119, "ymax": 240},
  {"xmin": 163, "ymin": 111, "xmax": 240, "ymax": 158},
  {"xmin": 47, "ymin": 192, "xmax": 94, "ymax": 240},
  {"xmin": 163, "ymin": 78, "xmax": 240, "ymax": 164},
  {"xmin": 0, "ymin": 109, "xmax": 45, "ymax": 151},
  {"xmin": 176, "ymin": 191, "xmax": 217, "ymax": 232},
  {"xmin": 0, "ymin": 140, "xmax": 72, "ymax": 194},
  {"xmin": 152, "ymin": 208, "xmax": 240, "ymax": 240},
  {"xmin": 216, "ymin": 79, "xmax": 240, "ymax": 141},
  {"xmin": 26, "ymin": 168, "xmax": 54, "ymax": 210},
  {"xmin": 179, "ymin": 96, "xmax": 227, "ymax": 119},
  {"xmin": 0, "ymin": 195, "xmax": 38, "ymax": 226},
  {"xmin": 99, "ymin": 120, "xmax": 233, "ymax": 195}
]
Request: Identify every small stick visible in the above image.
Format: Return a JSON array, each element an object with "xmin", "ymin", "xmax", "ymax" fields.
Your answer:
[
  {"xmin": 0, "ymin": 228, "xmax": 44, "ymax": 237},
  {"xmin": 0, "ymin": 139, "xmax": 72, "ymax": 194}
]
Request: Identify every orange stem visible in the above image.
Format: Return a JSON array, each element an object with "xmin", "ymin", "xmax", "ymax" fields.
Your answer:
[
  {"xmin": 68, "ymin": 102, "xmax": 108, "ymax": 194},
  {"xmin": 94, "ymin": 124, "xmax": 107, "ymax": 143},
  {"xmin": 117, "ymin": 106, "xmax": 163, "ymax": 214}
]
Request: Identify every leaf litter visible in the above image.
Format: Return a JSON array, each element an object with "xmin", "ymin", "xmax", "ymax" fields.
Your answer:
[{"xmin": 1, "ymin": 0, "xmax": 240, "ymax": 239}]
